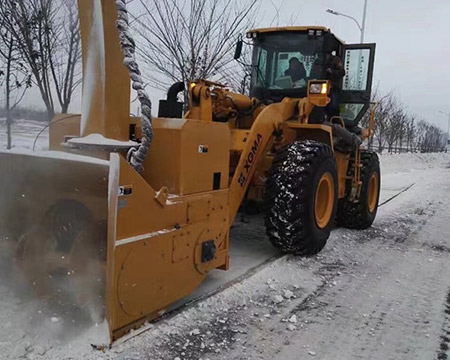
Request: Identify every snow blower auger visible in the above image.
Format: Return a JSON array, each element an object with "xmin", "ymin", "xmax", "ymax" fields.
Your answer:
[{"xmin": 0, "ymin": 1, "xmax": 379, "ymax": 344}]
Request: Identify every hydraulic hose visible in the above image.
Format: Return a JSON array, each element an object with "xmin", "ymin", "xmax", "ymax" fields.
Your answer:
[
  {"xmin": 167, "ymin": 82, "xmax": 185, "ymax": 102},
  {"xmin": 115, "ymin": 0, "xmax": 153, "ymax": 174}
]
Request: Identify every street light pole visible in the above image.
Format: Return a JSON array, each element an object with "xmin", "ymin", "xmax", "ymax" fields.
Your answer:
[
  {"xmin": 326, "ymin": 2, "xmax": 369, "ymax": 90},
  {"xmin": 326, "ymin": 0, "xmax": 369, "ymax": 43},
  {"xmin": 361, "ymin": 0, "xmax": 368, "ymax": 43}
]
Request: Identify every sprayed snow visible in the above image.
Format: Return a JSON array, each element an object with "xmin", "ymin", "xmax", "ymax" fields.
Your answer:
[
  {"xmin": 0, "ymin": 273, "xmax": 110, "ymax": 360},
  {"xmin": 80, "ymin": 0, "xmax": 106, "ymax": 135},
  {"xmin": 68, "ymin": 133, "xmax": 138, "ymax": 147}
]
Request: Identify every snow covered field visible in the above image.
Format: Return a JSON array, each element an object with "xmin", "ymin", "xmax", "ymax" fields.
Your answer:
[
  {"xmin": 0, "ymin": 118, "xmax": 49, "ymax": 151},
  {"xmin": 0, "ymin": 120, "xmax": 449, "ymax": 359}
]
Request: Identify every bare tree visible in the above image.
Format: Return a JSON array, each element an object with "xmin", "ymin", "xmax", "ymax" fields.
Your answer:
[
  {"xmin": 405, "ymin": 116, "xmax": 415, "ymax": 152},
  {"xmin": 384, "ymin": 106, "xmax": 403, "ymax": 153},
  {"xmin": 134, "ymin": 0, "xmax": 258, "ymax": 99},
  {"xmin": 361, "ymin": 87, "xmax": 446, "ymax": 154},
  {"xmin": 2, "ymin": 0, "xmax": 81, "ymax": 120},
  {"xmin": 372, "ymin": 91, "xmax": 396, "ymax": 153},
  {"xmin": 220, "ymin": 39, "xmax": 253, "ymax": 95},
  {"xmin": 2, "ymin": 0, "xmax": 56, "ymax": 120},
  {"xmin": 416, "ymin": 120, "xmax": 446, "ymax": 152},
  {"xmin": 0, "ymin": 1, "xmax": 31, "ymax": 149},
  {"xmin": 47, "ymin": 0, "xmax": 81, "ymax": 113},
  {"xmin": 266, "ymin": 0, "xmax": 301, "ymax": 27}
]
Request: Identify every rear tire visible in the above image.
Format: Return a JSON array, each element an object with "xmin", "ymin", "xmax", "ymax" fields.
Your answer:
[
  {"xmin": 337, "ymin": 151, "xmax": 381, "ymax": 229},
  {"xmin": 264, "ymin": 141, "xmax": 338, "ymax": 255}
]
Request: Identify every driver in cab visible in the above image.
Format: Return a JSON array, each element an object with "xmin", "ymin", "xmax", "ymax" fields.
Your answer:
[{"xmin": 284, "ymin": 57, "xmax": 306, "ymax": 82}]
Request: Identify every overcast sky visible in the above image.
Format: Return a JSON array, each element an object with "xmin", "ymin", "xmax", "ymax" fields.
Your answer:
[
  {"xmin": 19, "ymin": 0, "xmax": 450, "ymax": 131},
  {"xmin": 259, "ymin": 0, "xmax": 450, "ymax": 130}
]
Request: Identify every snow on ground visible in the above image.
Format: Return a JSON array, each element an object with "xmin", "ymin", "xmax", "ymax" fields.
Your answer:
[
  {"xmin": 0, "ymin": 118, "xmax": 49, "ymax": 151},
  {"xmin": 379, "ymin": 152, "xmax": 450, "ymax": 174},
  {"xmin": 0, "ymin": 119, "xmax": 449, "ymax": 359},
  {"xmin": 100, "ymin": 154, "xmax": 450, "ymax": 360}
]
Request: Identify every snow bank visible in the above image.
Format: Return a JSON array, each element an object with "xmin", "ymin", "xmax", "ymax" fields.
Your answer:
[
  {"xmin": 379, "ymin": 152, "xmax": 450, "ymax": 175},
  {"xmin": 0, "ymin": 118, "xmax": 48, "ymax": 151}
]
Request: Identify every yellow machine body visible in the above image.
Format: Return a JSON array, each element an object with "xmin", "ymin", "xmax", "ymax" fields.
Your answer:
[{"xmin": 0, "ymin": 1, "xmax": 378, "ymax": 344}]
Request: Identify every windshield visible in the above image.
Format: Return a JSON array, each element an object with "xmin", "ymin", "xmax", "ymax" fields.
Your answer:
[{"xmin": 251, "ymin": 32, "xmax": 325, "ymax": 92}]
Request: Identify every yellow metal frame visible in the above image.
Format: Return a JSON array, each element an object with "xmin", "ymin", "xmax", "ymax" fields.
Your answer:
[{"xmin": 106, "ymin": 154, "xmax": 231, "ymax": 340}]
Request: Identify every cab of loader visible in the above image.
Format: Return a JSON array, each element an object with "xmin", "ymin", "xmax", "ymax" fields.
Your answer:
[{"xmin": 240, "ymin": 27, "xmax": 376, "ymax": 127}]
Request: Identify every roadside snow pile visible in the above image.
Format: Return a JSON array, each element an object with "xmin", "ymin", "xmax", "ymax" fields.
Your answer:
[
  {"xmin": 379, "ymin": 152, "xmax": 449, "ymax": 175},
  {"xmin": 0, "ymin": 118, "xmax": 48, "ymax": 151}
]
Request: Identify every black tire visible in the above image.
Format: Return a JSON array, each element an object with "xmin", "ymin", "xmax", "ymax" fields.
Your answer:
[
  {"xmin": 264, "ymin": 140, "xmax": 338, "ymax": 255},
  {"xmin": 337, "ymin": 151, "xmax": 381, "ymax": 229}
]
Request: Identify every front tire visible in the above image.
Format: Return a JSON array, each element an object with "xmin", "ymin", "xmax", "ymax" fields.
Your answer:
[
  {"xmin": 264, "ymin": 141, "xmax": 338, "ymax": 255},
  {"xmin": 337, "ymin": 151, "xmax": 381, "ymax": 229}
]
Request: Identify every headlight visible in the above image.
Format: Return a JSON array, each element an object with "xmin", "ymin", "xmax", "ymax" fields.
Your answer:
[
  {"xmin": 309, "ymin": 83, "xmax": 321, "ymax": 94},
  {"xmin": 309, "ymin": 82, "xmax": 328, "ymax": 95}
]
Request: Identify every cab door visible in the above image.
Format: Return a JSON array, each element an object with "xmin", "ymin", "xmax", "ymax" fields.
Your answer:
[{"xmin": 339, "ymin": 43, "xmax": 376, "ymax": 126}]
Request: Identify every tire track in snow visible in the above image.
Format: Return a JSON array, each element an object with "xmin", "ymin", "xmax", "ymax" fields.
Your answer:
[{"xmin": 379, "ymin": 183, "xmax": 415, "ymax": 207}]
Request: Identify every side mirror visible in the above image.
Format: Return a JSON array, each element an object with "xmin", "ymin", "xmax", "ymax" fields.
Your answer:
[{"xmin": 234, "ymin": 38, "xmax": 243, "ymax": 60}]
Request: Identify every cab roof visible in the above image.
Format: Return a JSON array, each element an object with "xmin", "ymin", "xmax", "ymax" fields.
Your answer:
[{"xmin": 247, "ymin": 26, "xmax": 345, "ymax": 44}]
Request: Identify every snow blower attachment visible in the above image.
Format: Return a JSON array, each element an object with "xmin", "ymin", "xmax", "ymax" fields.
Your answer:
[{"xmin": 0, "ymin": 1, "xmax": 379, "ymax": 345}]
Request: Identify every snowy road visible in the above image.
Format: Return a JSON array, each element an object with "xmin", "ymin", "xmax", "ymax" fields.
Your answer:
[
  {"xmin": 1, "ymin": 121, "xmax": 449, "ymax": 359},
  {"xmin": 102, "ymin": 153, "xmax": 450, "ymax": 360}
]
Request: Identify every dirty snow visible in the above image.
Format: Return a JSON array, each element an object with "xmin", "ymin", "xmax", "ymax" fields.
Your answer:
[{"xmin": 0, "ymin": 119, "xmax": 449, "ymax": 359}]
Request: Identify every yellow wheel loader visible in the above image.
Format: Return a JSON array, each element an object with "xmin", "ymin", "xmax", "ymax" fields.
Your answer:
[{"xmin": 0, "ymin": 1, "xmax": 379, "ymax": 344}]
